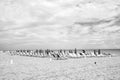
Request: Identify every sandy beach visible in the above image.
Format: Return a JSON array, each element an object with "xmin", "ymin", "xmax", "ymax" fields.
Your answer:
[
  {"xmin": 1, "ymin": 0, "xmax": 120, "ymax": 80},
  {"xmin": 0, "ymin": 53, "xmax": 120, "ymax": 80}
]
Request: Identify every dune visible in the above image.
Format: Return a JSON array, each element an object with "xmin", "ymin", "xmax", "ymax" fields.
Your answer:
[{"xmin": 0, "ymin": 52, "xmax": 120, "ymax": 80}]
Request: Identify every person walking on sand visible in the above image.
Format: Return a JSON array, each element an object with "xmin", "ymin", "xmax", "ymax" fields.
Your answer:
[{"xmin": 94, "ymin": 62, "xmax": 97, "ymax": 64}]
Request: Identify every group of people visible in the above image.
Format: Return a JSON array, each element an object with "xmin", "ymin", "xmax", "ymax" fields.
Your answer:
[{"xmin": 2, "ymin": 49, "xmax": 112, "ymax": 60}]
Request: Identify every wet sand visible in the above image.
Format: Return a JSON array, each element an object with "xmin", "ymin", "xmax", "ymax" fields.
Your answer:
[{"xmin": 0, "ymin": 53, "xmax": 120, "ymax": 80}]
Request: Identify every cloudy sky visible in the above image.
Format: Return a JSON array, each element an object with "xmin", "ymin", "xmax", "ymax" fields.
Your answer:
[{"xmin": 0, "ymin": 0, "xmax": 120, "ymax": 50}]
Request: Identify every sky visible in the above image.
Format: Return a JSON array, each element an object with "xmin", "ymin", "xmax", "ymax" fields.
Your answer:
[{"xmin": 0, "ymin": 0, "xmax": 120, "ymax": 50}]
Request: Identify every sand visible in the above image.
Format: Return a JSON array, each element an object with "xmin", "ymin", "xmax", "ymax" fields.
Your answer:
[{"xmin": 0, "ymin": 53, "xmax": 120, "ymax": 80}]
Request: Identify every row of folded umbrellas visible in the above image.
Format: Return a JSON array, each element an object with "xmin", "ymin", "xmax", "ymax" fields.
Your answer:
[{"xmin": 3, "ymin": 50, "xmax": 112, "ymax": 60}]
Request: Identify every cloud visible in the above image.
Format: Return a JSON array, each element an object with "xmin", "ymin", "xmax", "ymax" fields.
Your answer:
[{"xmin": 0, "ymin": 0, "xmax": 120, "ymax": 49}]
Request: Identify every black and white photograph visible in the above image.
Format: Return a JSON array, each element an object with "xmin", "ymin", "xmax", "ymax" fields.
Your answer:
[{"xmin": 0, "ymin": 0, "xmax": 120, "ymax": 80}]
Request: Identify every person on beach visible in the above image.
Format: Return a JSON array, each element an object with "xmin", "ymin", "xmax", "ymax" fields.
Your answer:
[{"xmin": 94, "ymin": 62, "xmax": 96, "ymax": 64}]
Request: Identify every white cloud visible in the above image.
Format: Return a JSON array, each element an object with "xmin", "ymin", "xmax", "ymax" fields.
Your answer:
[{"xmin": 0, "ymin": 0, "xmax": 120, "ymax": 49}]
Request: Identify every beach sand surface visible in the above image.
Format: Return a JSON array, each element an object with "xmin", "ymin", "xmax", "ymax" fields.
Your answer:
[{"xmin": 0, "ymin": 53, "xmax": 120, "ymax": 80}]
